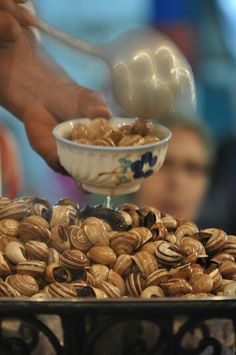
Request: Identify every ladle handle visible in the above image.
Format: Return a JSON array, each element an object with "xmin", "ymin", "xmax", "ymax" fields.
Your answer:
[{"xmin": 35, "ymin": 18, "xmax": 104, "ymax": 59}]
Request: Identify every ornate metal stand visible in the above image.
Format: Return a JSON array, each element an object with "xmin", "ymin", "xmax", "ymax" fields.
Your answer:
[{"xmin": 0, "ymin": 297, "xmax": 235, "ymax": 354}]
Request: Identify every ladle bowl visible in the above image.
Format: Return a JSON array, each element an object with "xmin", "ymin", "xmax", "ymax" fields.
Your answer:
[{"xmin": 36, "ymin": 19, "xmax": 196, "ymax": 118}]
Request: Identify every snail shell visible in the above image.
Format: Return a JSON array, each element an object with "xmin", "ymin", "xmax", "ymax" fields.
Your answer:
[
  {"xmin": 57, "ymin": 197, "xmax": 79, "ymax": 210},
  {"xmin": 0, "ymin": 218, "xmax": 19, "ymax": 237},
  {"xmin": 25, "ymin": 241, "xmax": 49, "ymax": 262},
  {"xmin": 129, "ymin": 227, "xmax": 152, "ymax": 246},
  {"xmin": 117, "ymin": 203, "xmax": 140, "ymax": 227},
  {"xmin": 130, "ymin": 119, "xmax": 151, "ymax": 136},
  {"xmin": 109, "ymin": 130, "xmax": 124, "ymax": 145},
  {"xmin": 141, "ymin": 286, "xmax": 164, "ymax": 299},
  {"xmin": 16, "ymin": 260, "xmax": 46, "ymax": 278},
  {"xmin": 118, "ymin": 124, "xmax": 132, "ymax": 135},
  {"xmin": 202, "ymin": 228, "xmax": 227, "ymax": 254},
  {"xmin": 161, "ymin": 214, "xmax": 178, "ymax": 231},
  {"xmin": 140, "ymin": 241, "xmax": 161, "ymax": 255},
  {"xmin": 70, "ymin": 280, "xmax": 87, "ymax": 292},
  {"xmin": 218, "ymin": 236, "xmax": 236, "ymax": 258},
  {"xmin": 70, "ymin": 123, "xmax": 89, "ymax": 142},
  {"xmin": 0, "ymin": 235, "xmax": 18, "ymax": 252},
  {"xmin": 110, "ymin": 231, "xmax": 140, "ymax": 256},
  {"xmin": 138, "ymin": 206, "xmax": 161, "ymax": 229},
  {"xmin": 165, "ymin": 233, "xmax": 177, "ymax": 244},
  {"xmin": 132, "ymin": 251, "xmax": 158, "ymax": 278},
  {"xmin": 83, "ymin": 271, "xmax": 96, "ymax": 286},
  {"xmin": 30, "ymin": 198, "xmax": 52, "ymax": 223},
  {"xmin": 50, "ymin": 206, "xmax": 71, "ymax": 228},
  {"xmin": 219, "ymin": 260, "xmax": 236, "ymax": 279},
  {"xmin": 48, "ymin": 248, "xmax": 61, "ymax": 265},
  {"xmin": 151, "ymin": 222, "xmax": 168, "ymax": 240},
  {"xmin": 84, "ymin": 223, "xmax": 110, "ymax": 246},
  {"xmin": 81, "ymin": 217, "xmax": 111, "ymax": 232},
  {"xmin": 47, "ymin": 282, "xmax": 77, "ymax": 298},
  {"xmin": 209, "ymin": 269, "xmax": 223, "ymax": 293},
  {"xmin": 5, "ymin": 241, "xmax": 26, "ymax": 265},
  {"xmin": 118, "ymin": 134, "xmax": 144, "ymax": 146},
  {"xmin": 94, "ymin": 137, "xmax": 115, "ymax": 146},
  {"xmin": 87, "ymin": 246, "xmax": 116, "ymax": 266},
  {"xmin": 68, "ymin": 225, "xmax": 92, "ymax": 252},
  {"xmin": 142, "ymin": 135, "xmax": 160, "ymax": 145},
  {"xmin": 0, "ymin": 200, "xmax": 30, "ymax": 220},
  {"xmin": 71, "ymin": 122, "xmax": 90, "ymax": 140},
  {"xmin": 190, "ymin": 273, "xmax": 213, "ymax": 294},
  {"xmin": 57, "ymin": 198, "xmax": 78, "ymax": 224},
  {"xmin": 17, "ymin": 216, "xmax": 51, "ymax": 243},
  {"xmin": 0, "ymin": 197, "xmax": 10, "ymax": 210},
  {"xmin": 76, "ymin": 285, "xmax": 108, "ymax": 299},
  {"xmin": 0, "ymin": 252, "xmax": 12, "ymax": 277},
  {"xmin": 155, "ymin": 241, "xmax": 183, "ymax": 267},
  {"xmin": 190, "ymin": 263, "xmax": 204, "ymax": 275},
  {"xmin": 45, "ymin": 263, "xmax": 72, "ymax": 283},
  {"xmin": 100, "ymin": 281, "xmax": 121, "ymax": 298},
  {"xmin": 61, "ymin": 249, "xmax": 89, "ymax": 270},
  {"xmin": 169, "ymin": 264, "xmax": 192, "ymax": 280},
  {"xmin": 176, "ymin": 237, "xmax": 207, "ymax": 264},
  {"xmin": 51, "ymin": 224, "xmax": 71, "ymax": 253},
  {"xmin": 89, "ymin": 264, "xmax": 109, "ymax": 287},
  {"xmin": 89, "ymin": 118, "xmax": 113, "ymax": 140},
  {"xmin": 74, "ymin": 138, "xmax": 93, "ymax": 145},
  {"xmin": 211, "ymin": 253, "xmax": 235, "ymax": 265},
  {"xmin": 175, "ymin": 222, "xmax": 198, "ymax": 239},
  {"xmin": 6, "ymin": 274, "xmax": 39, "ymax": 296},
  {"xmin": 223, "ymin": 281, "xmax": 236, "ymax": 296},
  {"xmin": 107, "ymin": 269, "xmax": 126, "ymax": 296},
  {"xmin": 113, "ymin": 254, "xmax": 133, "ymax": 277},
  {"xmin": 0, "ymin": 281, "xmax": 20, "ymax": 297},
  {"xmin": 161, "ymin": 278, "xmax": 193, "ymax": 296},
  {"xmin": 146, "ymin": 268, "xmax": 171, "ymax": 287},
  {"xmin": 31, "ymin": 292, "xmax": 50, "ymax": 299},
  {"xmin": 118, "ymin": 211, "xmax": 133, "ymax": 228},
  {"xmin": 125, "ymin": 272, "xmax": 146, "ymax": 297}
]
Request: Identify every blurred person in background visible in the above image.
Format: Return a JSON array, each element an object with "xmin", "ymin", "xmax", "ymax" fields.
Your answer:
[{"xmin": 137, "ymin": 113, "xmax": 215, "ymax": 224}]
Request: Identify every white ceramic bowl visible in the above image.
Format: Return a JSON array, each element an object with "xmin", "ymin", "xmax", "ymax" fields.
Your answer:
[{"xmin": 53, "ymin": 117, "xmax": 172, "ymax": 195}]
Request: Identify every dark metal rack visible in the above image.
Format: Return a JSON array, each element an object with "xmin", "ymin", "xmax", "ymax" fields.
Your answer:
[{"xmin": 0, "ymin": 297, "xmax": 235, "ymax": 355}]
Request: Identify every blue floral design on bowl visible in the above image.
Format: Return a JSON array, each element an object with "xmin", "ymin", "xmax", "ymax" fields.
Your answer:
[{"xmin": 131, "ymin": 152, "xmax": 158, "ymax": 180}]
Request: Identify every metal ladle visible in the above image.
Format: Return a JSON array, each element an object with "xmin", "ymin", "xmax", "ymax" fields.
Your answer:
[{"xmin": 35, "ymin": 19, "xmax": 196, "ymax": 118}]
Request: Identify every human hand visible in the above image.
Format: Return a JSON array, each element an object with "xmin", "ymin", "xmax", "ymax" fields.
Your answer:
[
  {"xmin": 0, "ymin": 0, "xmax": 34, "ymax": 43},
  {"xmin": 0, "ymin": 0, "xmax": 111, "ymax": 172}
]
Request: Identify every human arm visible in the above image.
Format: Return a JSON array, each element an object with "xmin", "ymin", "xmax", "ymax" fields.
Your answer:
[{"xmin": 0, "ymin": 0, "xmax": 111, "ymax": 171}]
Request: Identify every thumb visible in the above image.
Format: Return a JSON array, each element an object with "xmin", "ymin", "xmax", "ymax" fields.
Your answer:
[{"xmin": 45, "ymin": 84, "xmax": 112, "ymax": 121}]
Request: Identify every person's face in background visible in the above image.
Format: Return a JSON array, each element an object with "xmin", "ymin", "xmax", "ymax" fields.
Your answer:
[{"xmin": 137, "ymin": 128, "xmax": 209, "ymax": 221}]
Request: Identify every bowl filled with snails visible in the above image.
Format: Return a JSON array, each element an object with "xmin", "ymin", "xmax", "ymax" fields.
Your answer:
[{"xmin": 53, "ymin": 117, "xmax": 172, "ymax": 195}]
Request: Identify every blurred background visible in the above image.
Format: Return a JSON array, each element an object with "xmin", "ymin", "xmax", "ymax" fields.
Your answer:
[{"xmin": 0, "ymin": 0, "xmax": 236, "ymax": 232}]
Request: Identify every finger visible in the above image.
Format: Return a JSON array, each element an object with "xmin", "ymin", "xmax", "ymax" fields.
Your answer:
[
  {"xmin": 0, "ymin": 10, "xmax": 21, "ymax": 41},
  {"xmin": 77, "ymin": 88, "xmax": 112, "ymax": 119},
  {"xmin": 45, "ymin": 84, "xmax": 112, "ymax": 121},
  {"xmin": 0, "ymin": 0, "xmax": 34, "ymax": 26},
  {"xmin": 23, "ymin": 102, "xmax": 68, "ymax": 173}
]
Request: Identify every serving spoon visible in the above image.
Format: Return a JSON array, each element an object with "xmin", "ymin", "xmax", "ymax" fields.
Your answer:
[{"xmin": 35, "ymin": 18, "xmax": 196, "ymax": 119}]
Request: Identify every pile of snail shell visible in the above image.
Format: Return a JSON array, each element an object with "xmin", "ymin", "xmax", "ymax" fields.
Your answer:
[
  {"xmin": 69, "ymin": 117, "xmax": 160, "ymax": 147},
  {"xmin": 0, "ymin": 196, "xmax": 236, "ymax": 300}
]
